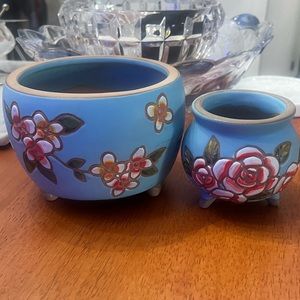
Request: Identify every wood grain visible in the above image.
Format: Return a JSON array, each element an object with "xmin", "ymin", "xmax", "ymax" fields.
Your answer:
[{"xmin": 0, "ymin": 120, "xmax": 300, "ymax": 300}]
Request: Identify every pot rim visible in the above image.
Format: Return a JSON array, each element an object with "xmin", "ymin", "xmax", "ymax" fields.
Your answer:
[
  {"xmin": 193, "ymin": 89, "xmax": 296, "ymax": 125},
  {"xmin": 6, "ymin": 55, "xmax": 180, "ymax": 99}
]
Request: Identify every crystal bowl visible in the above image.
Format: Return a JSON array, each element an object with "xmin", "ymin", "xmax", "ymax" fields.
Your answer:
[
  {"xmin": 175, "ymin": 14, "xmax": 273, "ymax": 107},
  {"xmin": 16, "ymin": 13, "xmax": 272, "ymax": 107},
  {"xmin": 57, "ymin": 0, "xmax": 224, "ymax": 64}
]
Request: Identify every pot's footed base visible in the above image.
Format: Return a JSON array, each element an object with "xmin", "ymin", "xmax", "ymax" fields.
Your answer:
[
  {"xmin": 43, "ymin": 183, "xmax": 163, "ymax": 202},
  {"xmin": 198, "ymin": 191, "xmax": 281, "ymax": 208},
  {"xmin": 147, "ymin": 184, "xmax": 162, "ymax": 197},
  {"xmin": 44, "ymin": 193, "xmax": 59, "ymax": 202},
  {"xmin": 199, "ymin": 190, "xmax": 216, "ymax": 208},
  {"xmin": 267, "ymin": 193, "xmax": 281, "ymax": 207}
]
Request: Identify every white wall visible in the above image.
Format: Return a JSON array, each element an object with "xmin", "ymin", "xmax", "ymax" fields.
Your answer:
[{"xmin": 259, "ymin": 0, "xmax": 300, "ymax": 76}]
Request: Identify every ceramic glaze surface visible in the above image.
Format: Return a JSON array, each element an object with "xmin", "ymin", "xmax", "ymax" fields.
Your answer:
[
  {"xmin": 182, "ymin": 90, "xmax": 299, "ymax": 207},
  {"xmin": 3, "ymin": 56, "xmax": 185, "ymax": 200}
]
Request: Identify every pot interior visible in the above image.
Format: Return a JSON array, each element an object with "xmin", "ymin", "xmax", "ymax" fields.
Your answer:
[
  {"xmin": 18, "ymin": 58, "xmax": 168, "ymax": 94},
  {"xmin": 201, "ymin": 91, "xmax": 286, "ymax": 120}
]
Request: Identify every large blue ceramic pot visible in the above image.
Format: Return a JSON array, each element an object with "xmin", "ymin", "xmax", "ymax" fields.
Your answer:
[
  {"xmin": 3, "ymin": 56, "xmax": 185, "ymax": 200},
  {"xmin": 182, "ymin": 90, "xmax": 299, "ymax": 208}
]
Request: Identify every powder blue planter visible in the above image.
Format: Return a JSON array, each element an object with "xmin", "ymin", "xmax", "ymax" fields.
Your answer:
[
  {"xmin": 182, "ymin": 90, "xmax": 299, "ymax": 208},
  {"xmin": 3, "ymin": 56, "xmax": 185, "ymax": 200}
]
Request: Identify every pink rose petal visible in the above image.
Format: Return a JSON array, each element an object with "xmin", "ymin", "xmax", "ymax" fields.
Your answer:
[
  {"xmin": 212, "ymin": 189, "xmax": 234, "ymax": 198},
  {"xmin": 264, "ymin": 156, "xmax": 279, "ymax": 177},
  {"xmin": 244, "ymin": 184, "xmax": 265, "ymax": 197},
  {"xmin": 223, "ymin": 177, "xmax": 244, "ymax": 194},
  {"xmin": 236, "ymin": 147, "xmax": 264, "ymax": 160},
  {"xmin": 257, "ymin": 166, "xmax": 270, "ymax": 183},
  {"xmin": 213, "ymin": 159, "xmax": 233, "ymax": 181},
  {"xmin": 243, "ymin": 156, "xmax": 262, "ymax": 166},
  {"xmin": 193, "ymin": 158, "xmax": 206, "ymax": 169},
  {"xmin": 228, "ymin": 161, "xmax": 242, "ymax": 178},
  {"xmin": 273, "ymin": 177, "xmax": 285, "ymax": 194}
]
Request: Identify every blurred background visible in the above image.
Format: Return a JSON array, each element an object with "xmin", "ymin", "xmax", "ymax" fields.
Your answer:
[
  {"xmin": 1, "ymin": 0, "xmax": 300, "ymax": 77},
  {"xmin": 2, "ymin": 0, "xmax": 300, "ymax": 77}
]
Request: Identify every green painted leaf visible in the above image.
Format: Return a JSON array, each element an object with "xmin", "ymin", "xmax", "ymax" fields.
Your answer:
[
  {"xmin": 54, "ymin": 114, "xmax": 84, "ymax": 134},
  {"xmin": 274, "ymin": 141, "xmax": 291, "ymax": 164},
  {"xmin": 204, "ymin": 136, "xmax": 220, "ymax": 165},
  {"xmin": 67, "ymin": 158, "xmax": 86, "ymax": 169},
  {"xmin": 73, "ymin": 170, "xmax": 87, "ymax": 182},
  {"xmin": 183, "ymin": 146, "xmax": 194, "ymax": 177},
  {"xmin": 141, "ymin": 165, "xmax": 158, "ymax": 177},
  {"xmin": 37, "ymin": 163, "xmax": 57, "ymax": 184},
  {"xmin": 23, "ymin": 152, "xmax": 36, "ymax": 173},
  {"xmin": 148, "ymin": 147, "xmax": 166, "ymax": 163},
  {"xmin": 4, "ymin": 102, "xmax": 12, "ymax": 124}
]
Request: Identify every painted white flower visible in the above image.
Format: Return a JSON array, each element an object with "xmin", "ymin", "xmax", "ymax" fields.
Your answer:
[
  {"xmin": 33, "ymin": 112, "xmax": 63, "ymax": 149},
  {"xmin": 146, "ymin": 94, "xmax": 173, "ymax": 132}
]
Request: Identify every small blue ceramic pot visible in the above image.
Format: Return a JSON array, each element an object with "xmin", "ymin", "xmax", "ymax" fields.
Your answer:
[
  {"xmin": 3, "ymin": 56, "xmax": 185, "ymax": 200},
  {"xmin": 182, "ymin": 90, "xmax": 299, "ymax": 208}
]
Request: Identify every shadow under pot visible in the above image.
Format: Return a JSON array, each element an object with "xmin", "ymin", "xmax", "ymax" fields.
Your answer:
[
  {"xmin": 3, "ymin": 56, "xmax": 185, "ymax": 201},
  {"xmin": 182, "ymin": 90, "xmax": 299, "ymax": 208}
]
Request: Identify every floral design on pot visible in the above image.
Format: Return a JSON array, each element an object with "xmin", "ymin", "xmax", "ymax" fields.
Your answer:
[
  {"xmin": 4, "ymin": 101, "xmax": 84, "ymax": 184},
  {"xmin": 88, "ymin": 146, "xmax": 166, "ymax": 197},
  {"xmin": 183, "ymin": 136, "xmax": 299, "ymax": 204},
  {"xmin": 4, "ymin": 102, "xmax": 167, "ymax": 197},
  {"xmin": 146, "ymin": 94, "xmax": 173, "ymax": 133}
]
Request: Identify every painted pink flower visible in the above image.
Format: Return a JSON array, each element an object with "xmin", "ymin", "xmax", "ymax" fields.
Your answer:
[
  {"xmin": 192, "ymin": 158, "xmax": 218, "ymax": 191},
  {"xmin": 11, "ymin": 104, "xmax": 35, "ymax": 140},
  {"xmin": 106, "ymin": 173, "xmax": 139, "ymax": 197},
  {"xmin": 90, "ymin": 153, "xmax": 126, "ymax": 182},
  {"xmin": 23, "ymin": 137, "xmax": 53, "ymax": 169},
  {"xmin": 212, "ymin": 147, "xmax": 280, "ymax": 202},
  {"xmin": 273, "ymin": 163, "xmax": 299, "ymax": 194},
  {"xmin": 33, "ymin": 112, "xmax": 63, "ymax": 149},
  {"xmin": 127, "ymin": 147, "xmax": 152, "ymax": 178}
]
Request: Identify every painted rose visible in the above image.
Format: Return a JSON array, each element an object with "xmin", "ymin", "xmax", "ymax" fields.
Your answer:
[
  {"xmin": 90, "ymin": 153, "xmax": 126, "ymax": 182},
  {"xmin": 33, "ymin": 112, "xmax": 63, "ymax": 149},
  {"xmin": 273, "ymin": 163, "xmax": 298, "ymax": 194},
  {"xmin": 212, "ymin": 147, "xmax": 280, "ymax": 202},
  {"xmin": 127, "ymin": 147, "xmax": 152, "ymax": 178},
  {"xmin": 192, "ymin": 158, "xmax": 218, "ymax": 191},
  {"xmin": 11, "ymin": 104, "xmax": 35, "ymax": 140},
  {"xmin": 106, "ymin": 172, "xmax": 139, "ymax": 197},
  {"xmin": 146, "ymin": 94, "xmax": 173, "ymax": 132},
  {"xmin": 23, "ymin": 137, "xmax": 53, "ymax": 169}
]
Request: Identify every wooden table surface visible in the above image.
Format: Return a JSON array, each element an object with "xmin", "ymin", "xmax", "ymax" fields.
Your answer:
[{"xmin": 0, "ymin": 119, "xmax": 300, "ymax": 300}]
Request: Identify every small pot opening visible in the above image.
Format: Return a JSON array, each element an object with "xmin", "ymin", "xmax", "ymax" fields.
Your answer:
[
  {"xmin": 201, "ymin": 91, "xmax": 286, "ymax": 120},
  {"xmin": 17, "ymin": 57, "xmax": 169, "ymax": 94}
]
